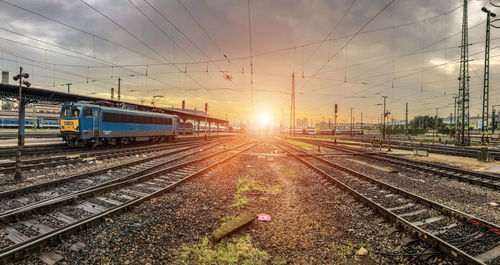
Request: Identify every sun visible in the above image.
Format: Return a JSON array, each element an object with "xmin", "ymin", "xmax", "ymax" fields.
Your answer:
[{"xmin": 259, "ymin": 113, "xmax": 271, "ymax": 127}]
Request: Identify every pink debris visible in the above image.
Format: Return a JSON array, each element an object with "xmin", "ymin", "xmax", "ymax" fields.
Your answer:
[{"xmin": 256, "ymin": 214, "xmax": 271, "ymax": 222}]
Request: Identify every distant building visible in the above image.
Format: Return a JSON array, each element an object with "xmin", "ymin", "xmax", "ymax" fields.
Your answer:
[
  {"xmin": 315, "ymin": 121, "xmax": 329, "ymax": 130},
  {"xmin": 1, "ymin": 71, "xmax": 8, "ymax": 84},
  {"xmin": 296, "ymin": 118, "xmax": 308, "ymax": 129}
]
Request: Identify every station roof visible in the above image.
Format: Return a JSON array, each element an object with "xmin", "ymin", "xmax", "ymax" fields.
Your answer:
[{"xmin": 0, "ymin": 83, "xmax": 228, "ymax": 124}]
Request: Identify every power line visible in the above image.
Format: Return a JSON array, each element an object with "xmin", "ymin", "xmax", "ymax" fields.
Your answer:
[
  {"xmin": 0, "ymin": 0, "xmax": 166, "ymax": 65},
  {"xmin": 247, "ymin": 0, "xmax": 254, "ymax": 105},
  {"xmin": 126, "ymin": 0, "xmax": 217, "ymax": 91},
  {"xmin": 298, "ymin": 0, "xmax": 397, "ymax": 92},
  {"xmin": 303, "ymin": 0, "xmax": 357, "ymax": 66},
  {"xmin": 78, "ymin": 0, "xmax": 210, "ymax": 95}
]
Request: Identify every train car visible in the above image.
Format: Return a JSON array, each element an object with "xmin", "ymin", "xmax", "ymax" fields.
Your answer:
[
  {"xmin": 320, "ymin": 129, "xmax": 334, "ymax": 135},
  {"xmin": 40, "ymin": 119, "xmax": 59, "ymax": 129},
  {"xmin": 0, "ymin": 118, "xmax": 37, "ymax": 128},
  {"xmin": 336, "ymin": 129, "xmax": 364, "ymax": 135},
  {"xmin": 179, "ymin": 122, "xmax": 194, "ymax": 134},
  {"xmin": 60, "ymin": 102, "xmax": 179, "ymax": 147}
]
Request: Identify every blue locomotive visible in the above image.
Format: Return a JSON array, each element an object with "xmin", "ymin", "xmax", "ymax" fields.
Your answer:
[{"xmin": 60, "ymin": 102, "xmax": 179, "ymax": 147}]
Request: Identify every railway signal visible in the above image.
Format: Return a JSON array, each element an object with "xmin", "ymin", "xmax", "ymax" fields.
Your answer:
[{"xmin": 12, "ymin": 67, "xmax": 30, "ymax": 181}]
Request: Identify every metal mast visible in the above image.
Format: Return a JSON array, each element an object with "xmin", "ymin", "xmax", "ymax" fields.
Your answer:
[
  {"xmin": 481, "ymin": 8, "xmax": 493, "ymax": 147},
  {"xmin": 456, "ymin": 0, "xmax": 471, "ymax": 146}
]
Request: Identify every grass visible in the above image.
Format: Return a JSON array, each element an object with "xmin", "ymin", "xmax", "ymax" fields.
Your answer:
[
  {"xmin": 176, "ymin": 235, "xmax": 269, "ymax": 265},
  {"xmin": 285, "ymin": 139, "xmax": 316, "ymax": 150},
  {"xmin": 232, "ymin": 170, "xmax": 282, "ymax": 209},
  {"xmin": 277, "ymin": 163, "xmax": 301, "ymax": 179}
]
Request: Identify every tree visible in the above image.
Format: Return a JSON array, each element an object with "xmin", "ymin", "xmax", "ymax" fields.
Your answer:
[{"xmin": 409, "ymin": 115, "xmax": 445, "ymax": 129}]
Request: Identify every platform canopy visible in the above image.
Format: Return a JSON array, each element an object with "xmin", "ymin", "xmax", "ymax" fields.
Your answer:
[{"xmin": 0, "ymin": 83, "xmax": 228, "ymax": 125}]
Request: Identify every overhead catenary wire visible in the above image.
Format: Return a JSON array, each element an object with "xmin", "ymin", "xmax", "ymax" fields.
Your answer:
[
  {"xmin": 78, "ymin": 0, "xmax": 212, "ymax": 96},
  {"xmin": 297, "ymin": 0, "xmax": 398, "ymax": 93},
  {"xmin": 247, "ymin": 0, "xmax": 254, "ymax": 106},
  {"xmin": 303, "ymin": 0, "xmax": 357, "ymax": 67}
]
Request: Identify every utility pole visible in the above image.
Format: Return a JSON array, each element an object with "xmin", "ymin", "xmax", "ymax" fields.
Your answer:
[
  {"xmin": 334, "ymin": 104, "xmax": 338, "ymax": 144},
  {"xmin": 289, "ymin": 72, "xmax": 295, "ymax": 136},
  {"xmin": 350, "ymin": 107, "xmax": 353, "ymax": 138},
  {"xmin": 449, "ymin": 113, "xmax": 453, "ymax": 138},
  {"xmin": 66, "ymin": 83, "xmax": 71, "ymax": 94},
  {"xmin": 405, "ymin": 102, "xmax": 408, "ymax": 135},
  {"xmin": 360, "ymin": 112, "xmax": 363, "ymax": 133},
  {"xmin": 479, "ymin": 7, "xmax": 496, "ymax": 160},
  {"xmin": 111, "ymin": 87, "xmax": 114, "ymax": 99},
  {"xmin": 453, "ymin": 96, "xmax": 458, "ymax": 136},
  {"xmin": 118, "ymin": 77, "xmax": 121, "ymax": 101},
  {"xmin": 434, "ymin": 108, "xmax": 439, "ymax": 142},
  {"xmin": 382, "ymin": 96, "xmax": 388, "ymax": 140},
  {"xmin": 456, "ymin": 0, "xmax": 471, "ymax": 146}
]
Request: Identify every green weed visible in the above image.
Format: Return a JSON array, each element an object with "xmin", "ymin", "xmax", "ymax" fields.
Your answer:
[{"xmin": 176, "ymin": 235, "xmax": 269, "ymax": 265}]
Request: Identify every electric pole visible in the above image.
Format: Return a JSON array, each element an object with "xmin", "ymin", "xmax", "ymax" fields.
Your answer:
[
  {"xmin": 382, "ymin": 96, "xmax": 388, "ymax": 140},
  {"xmin": 350, "ymin": 107, "xmax": 353, "ymax": 138},
  {"xmin": 479, "ymin": 7, "xmax": 496, "ymax": 161},
  {"xmin": 334, "ymin": 104, "xmax": 338, "ymax": 144},
  {"xmin": 111, "ymin": 87, "xmax": 114, "ymax": 99},
  {"xmin": 434, "ymin": 108, "xmax": 439, "ymax": 142},
  {"xmin": 360, "ymin": 112, "xmax": 363, "ymax": 133},
  {"xmin": 453, "ymin": 96, "xmax": 458, "ymax": 137},
  {"xmin": 118, "ymin": 77, "xmax": 121, "ymax": 101},
  {"xmin": 66, "ymin": 83, "xmax": 71, "ymax": 94},
  {"xmin": 405, "ymin": 102, "xmax": 408, "ymax": 135},
  {"xmin": 456, "ymin": 0, "xmax": 471, "ymax": 146},
  {"xmin": 289, "ymin": 73, "xmax": 295, "ymax": 136}
]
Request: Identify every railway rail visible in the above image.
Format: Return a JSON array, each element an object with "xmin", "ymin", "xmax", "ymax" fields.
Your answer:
[
  {"xmin": 0, "ymin": 134, "xmax": 231, "ymax": 159},
  {"xmin": 0, "ymin": 137, "xmax": 233, "ymax": 174},
  {"xmin": 294, "ymin": 138, "xmax": 500, "ymax": 191},
  {"xmin": 0, "ymin": 136, "xmax": 256, "ymax": 262},
  {"xmin": 277, "ymin": 139, "xmax": 500, "ymax": 265},
  {"xmin": 0, "ymin": 137, "xmax": 234, "ymax": 214},
  {"xmin": 298, "ymin": 136, "xmax": 500, "ymax": 160}
]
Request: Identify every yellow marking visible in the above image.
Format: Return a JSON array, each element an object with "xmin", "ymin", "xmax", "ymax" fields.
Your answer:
[
  {"xmin": 60, "ymin": 119, "xmax": 79, "ymax": 132},
  {"xmin": 83, "ymin": 157, "xmax": 96, "ymax": 162}
]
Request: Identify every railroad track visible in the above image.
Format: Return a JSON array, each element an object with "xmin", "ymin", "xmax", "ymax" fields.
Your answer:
[
  {"xmin": 0, "ymin": 136, "xmax": 234, "ymax": 214},
  {"xmin": 277, "ymin": 139, "xmax": 500, "ymax": 265},
  {"xmin": 0, "ymin": 136, "xmax": 256, "ymax": 262},
  {"xmin": 0, "ymin": 134, "xmax": 231, "ymax": 159},
  {"xmin": 296, "ymin": 138, "xmax": 500, "ymax": 191},
  {"xmin": 0, "ymin": 136, "xmax": 235, "ymax": 174},
  {"xmin": 310, "ymin": 137, "xmax": 500, "ymax": 160}
]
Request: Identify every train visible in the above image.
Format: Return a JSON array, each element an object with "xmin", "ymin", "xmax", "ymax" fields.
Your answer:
[
  {"xmin": 290, "ymin": 128, "xmax": 364, "ymax": 135},
  {"xmin": 60, "ymin": 102, "xmax": 179, "ymax": 147},
  {"xmin": 179, "ymin": 122, "xmax": 194, "ymax": 134},
  {"xmin": 179, "ymin": 122, "xmax": 230, "ymax": 134},
  {"xmin": 0, "ymin": 117, "xmax": 59, "ymax": 128}
]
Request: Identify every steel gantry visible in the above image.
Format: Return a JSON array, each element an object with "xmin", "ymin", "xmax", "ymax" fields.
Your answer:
[{"xmin": 456, "ymin": 0, "xmax": 471, "ymax": 146}]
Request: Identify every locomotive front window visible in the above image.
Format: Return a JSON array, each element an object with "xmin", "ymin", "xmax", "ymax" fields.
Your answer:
[
  {"xmin": 82, "ymin": 107, "xmax": 92, "ymax": 117},
  {"xmin": 70, "ymin": 107, "xmax": 81, "ymax": 117},
  {"xmin": 61, "ymin": 106, "xmax": 70, "ymax": 117}
]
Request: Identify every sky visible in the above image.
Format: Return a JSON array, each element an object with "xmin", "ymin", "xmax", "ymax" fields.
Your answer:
[{"xmin": 0, "ymin": 0, "xmax": 498, "ymax": 126}]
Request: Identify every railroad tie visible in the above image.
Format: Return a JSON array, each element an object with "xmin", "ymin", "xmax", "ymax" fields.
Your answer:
[
  {"xmin": 75, "ymin": 201, "xmax": 107, "ymax": 214},
  {"xmin": 410, "ymin": 216, "xmax": 444, "ymax": 227},
  {"xmin": 20, "ymin": 219, "xmax": 54, "ymax": 234},
  {"xmin": 95, "ymin": 196, "xmax": 122, "ymax": 206},
  {"xmin": 398, "ymin": 209, "xmax": 427, "ymax": 218},
  {"xmin": 48, "ymin": 212, "xmax": 77, "ymax": 224},
  {"xmin": 1, "ymin": 225, "xmax": 28, "ymax": 244},
  {"xmin": 475, "ymin": 243, "xmax": 500, "ymax": 263}
]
